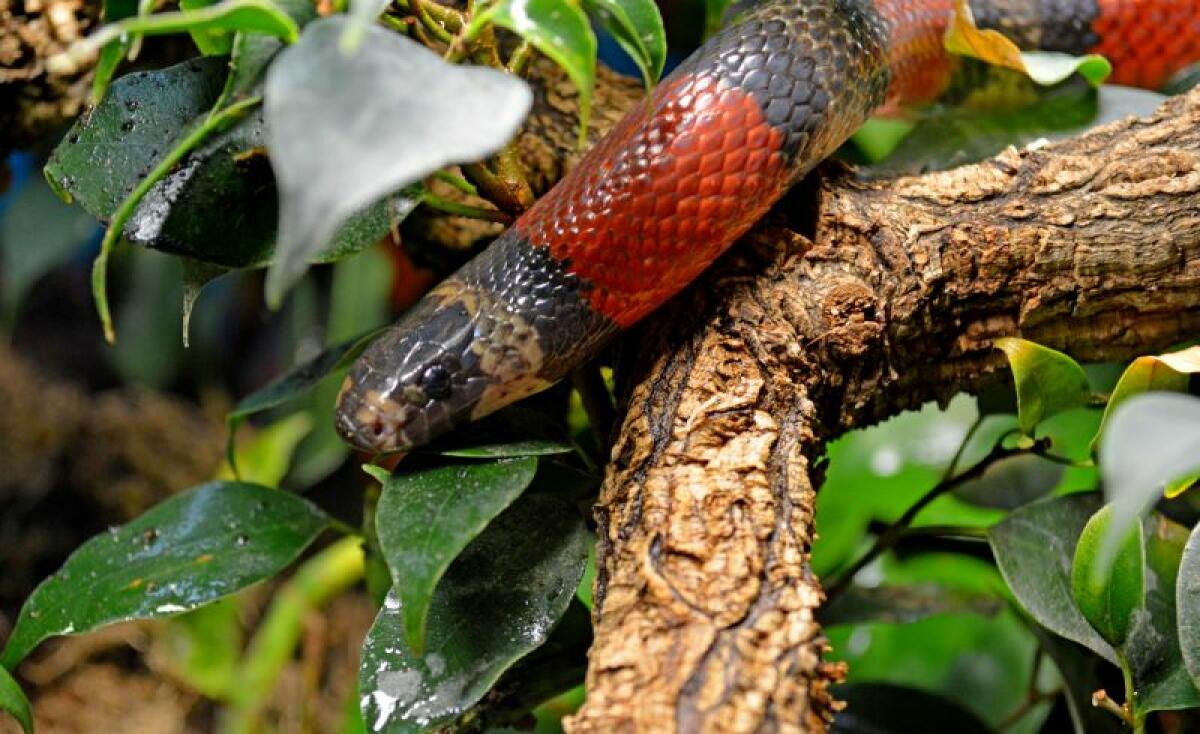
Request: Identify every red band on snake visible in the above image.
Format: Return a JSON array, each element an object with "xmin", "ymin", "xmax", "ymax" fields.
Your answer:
[{"xmin": 336, "ymin": 0, "xmax": 1200, "ymax": 453}]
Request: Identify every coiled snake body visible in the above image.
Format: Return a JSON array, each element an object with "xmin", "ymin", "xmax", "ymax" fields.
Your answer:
[{"xmin": 336, "ymin": 0, "xmax": 1200, "ymax": 452}]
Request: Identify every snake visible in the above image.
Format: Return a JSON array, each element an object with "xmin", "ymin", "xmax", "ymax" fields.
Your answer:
[{"xmin": 335, "ymin": 0, "xmax": 1200, "ymax": 453}]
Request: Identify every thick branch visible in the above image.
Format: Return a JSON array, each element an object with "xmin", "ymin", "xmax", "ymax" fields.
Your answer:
[{"xmin": 566, "ymin": 89, "xmax": 1200, "ymax": 732}]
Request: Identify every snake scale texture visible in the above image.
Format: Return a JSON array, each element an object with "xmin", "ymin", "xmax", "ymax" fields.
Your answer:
[{"xmin": 335, "ymin": 0, "xmax": 1200, "ymax": 452}]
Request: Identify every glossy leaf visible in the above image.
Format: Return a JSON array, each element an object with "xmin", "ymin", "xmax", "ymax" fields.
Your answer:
[
  {"xmin": 0, "ymin": 481, "xmax": 329, "ymax": 669},
  {"xmin": 583, "ymin": 0, "xmax": 665, "ymax": 87},
  {"xmin": 1098, "ymin": 393, "xmax": 1200, "ymax": 581},
  {"xmin": 944, "ymin": 0, "xmax": 1110, "ymax": 86},
  {"xmin": 1092, "ymin": 346, "xmax": 1200, "ymax": 458},
  {"xmin": 988, "ymin": 492, "xmax": 1117, "ymax": 663},
  {"xmin": 832, "ymin": 683, "xmax": 991, "ymax": 734},
  {"xmin": 45, "ymin": 57, "xmax": 407, "ymax": 270},
  {"xmin": 1071, "ymin": 504, "xmax": 1143, "ymax": 647},
  {"xmin": 0, "ymin": 667, "xmax": 33, "ymax": 734},
  {"xmin": 1178, "ymin": 521, "xmax": 1200, "ymax": 691},
  {"xmin": 359, "ymin": 495, "xmax": 588, "ymax": 733},
  {"xmin": 368, "ymin": 456, "xmax": 539, "ymax": 653},
  {"xmin": 994, "ymin": 337, "xmax": 1092, "ymax": 435},
  {"xmin": 469, "ymin": 0, "xmax": 595, "ymax": 142},
  {"xmin": 263, "ymin": 16, "xmax": 531, "ymax": 305}
]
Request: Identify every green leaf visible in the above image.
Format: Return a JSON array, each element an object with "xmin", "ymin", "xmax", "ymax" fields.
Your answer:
[
  {"xmin": 341, "ymin": 0, "xmax": 391, "ymax": 52},
  {"xmin": 702, "ymin": 0, "xmax": 731, "ymax": 37},
  {"xmin": 436, "ymin": 440, "xmax": 574, "ymax": 458},
  {"xmin": 994, "ymin": 337, "xmax": 1092, "ymax": 435},
  {"xmin": 0, "ymin": 666, "xmax": 33, "ymax": 734},
  {"xmin": 1028, "ymin": 624, "xmax": 1126, "ymax": 734},
  {"xmin": 1071, "ymin": 504, "xmax": 1144, "ymax": 647},
  {"xmin": 832, "ymin": 683, "xmax": 991, "ymax": 733},
  {"xmin": 953, "ymin": 452, "xmax": 1063, "ymax": 510},
  {"xmin": 359, "ymin": 495, "xmax": 588, "ymax": 733},
  {"xmin": 988, "ymin": 492, "xmax": 1117, "ymax": 663},
  {"xmin": 368, "ymin": 456, "xmax": 539, "ymax": 654},
  {"xmin": 1092, "ymin": 347, "xmax": 1200, "ymax": 456},
  {"xmin": 1125, "ymin": 514, "xmax": 1200, "ymax": 715},
  {"xmin": 221, "ymin": 0, "xmax": 317, "ymax": 104},
  {"xmin": 263, "ymin": 16, "xmax": 532, "ymax": 306},
  {"xmin": 1097, "ymin": 393, "xmax": 1200, "ymax": 582},
  {"xmin": 582, "ymin": 0, "xmax": 665, "ymax": 87},
  {"xmin": 469, "ymin": 0, "xmax": 595, "ymax": 143},
  {"xmin": 1177, "ymin": 521, "xmax": 1200, "ymax": 691},
  {"xmin": 46, "ymin": 57, "xmax": 408, "ymax": 271},
  {"xmin": 0, "ymin": 481, "xmax": 329, "ymax": 670},
  {"xmin": 819, "ymin": 583, "xmax": 1002, "ymax": 627}
]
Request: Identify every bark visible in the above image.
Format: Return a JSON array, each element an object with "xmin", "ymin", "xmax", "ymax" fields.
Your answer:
[{"xmin": 561, "ymin": 87, "xmax": 1200, "ymax": 732}]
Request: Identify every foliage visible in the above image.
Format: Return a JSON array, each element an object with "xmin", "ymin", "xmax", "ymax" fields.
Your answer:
[{"xmin": 2, "ymin": 0, "xmax": 1200, "ymax": 733}]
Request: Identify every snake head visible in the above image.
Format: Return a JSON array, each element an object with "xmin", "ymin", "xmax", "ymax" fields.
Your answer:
[{"xmin": 334, "ymin": 280, "xmax": 549, "ymax": 453}]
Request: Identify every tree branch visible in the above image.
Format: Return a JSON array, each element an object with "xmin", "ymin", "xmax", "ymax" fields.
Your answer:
[{"xmin": 565, "ymin": 88, "xmax": 1200, "ymax": 732}]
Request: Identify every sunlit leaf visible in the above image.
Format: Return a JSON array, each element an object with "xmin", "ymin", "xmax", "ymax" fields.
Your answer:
[
  {"xmin": 468, "ymin": 0, "xmax": 595, "ymax": 142},
  {"xmin": 368, "ymin": 456, "xmax": 539, "ymax": 653},
  {"xmin": 0, "ymin": 667, "xmax": 33, "ymax": 734},
  {"xmin": 994, "ymin": 337, "xmax": 1092, "ymax": 435},
  {"xmin": 0, "ymin": 482, "xmax": 329, "ymax": 669},
  {"xmin": 1092, "ymin": 346, "xmax": 1200, "ymax": 463},
  {"xmin": 1071, "ymin": 504, "xmax": 1143, "ymax": 647},
  {"xmin": 263, "ymin": 16, "xmax": 531, "ymax": 305},
  {"xmin": 944, "ymin": 0, "xmax": 1110, "ymax": 86},
  {"xmin": 359, "ymin": 495, "xmax": 588, "ymax": 733}
]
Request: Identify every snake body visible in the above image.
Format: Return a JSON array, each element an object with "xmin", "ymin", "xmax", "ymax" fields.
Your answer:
[{"xmin": 336, "ymin": 0, "xmax": 1200, "ymax": 452}]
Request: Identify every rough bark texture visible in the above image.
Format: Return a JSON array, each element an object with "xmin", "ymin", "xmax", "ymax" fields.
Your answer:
[{"xmin": 564, "ymin": 88, "xmax": 1200, "ymax": 733}]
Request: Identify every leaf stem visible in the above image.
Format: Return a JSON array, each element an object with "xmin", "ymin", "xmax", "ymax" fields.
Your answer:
[
  {"xmin": 825, "ymin": 441, "xmax": 1027, "ymax": 601},
  {"xmin": 422, "ymin": 192, "xmax": 512, "ymax": 222},
  {"xmin": 92, "ymin": 95, "xmax": 261, "ymax": 342},
  {"xmin": 431, "ymin": 169, "xmax": 478, "ymax": 196}
]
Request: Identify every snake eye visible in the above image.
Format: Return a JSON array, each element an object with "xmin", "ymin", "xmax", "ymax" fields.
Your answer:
[{"xmin": 421, "ymin": 364, "xmax": 453, "ymax": 400}]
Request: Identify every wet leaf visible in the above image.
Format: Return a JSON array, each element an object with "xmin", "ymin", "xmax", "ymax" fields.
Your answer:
[
  {"xmin": 359, "ymin": 495, "xmax": 588, "ymax": 733},
  {"xmin": 0, "ymin": 481, "xmax": 329, "ymax": 669},
  {"xmin": 1177, "ymin": 522, "xmax": 1200, "ymax": 691},
  {"xmin": 468, "ymin": 0, "xmax": 595, "ymax": 141},
  {"xmin": 1071, "ymin": 504, "xmax": 1143, "ymax": 647},
  {"xmin": 994, "ymin": 337, "xmax": 1092, "ymax": 435},
  {"xmin": 0, "ymin": 667, "xmax": 32, "ymax": 734},
  {"xmin": 436, "ymin": 440, "xmax": 574, "ymax": 458},
  {"xmin": 263, "ymin": 16, "xmax": 531, "ymax": 305},
  {"xmin": 1092, "ymin": 347, "xmax": 1200, "ymax": 460},
  {"xmin": 832, "ymin": 683, "xmax": 991, "ymax": 733},
  {"xmin": 988, "ymin": 492, "xmax": 1117, "ymax": 663},
  {"xmin": 944, "ymin": 0, "xmax": 1109, "ymax": 86},
  {"xmin": 46, "ymin": 57, "xmax": 411, "ymax": 270},
  {"xmin": 583, "ymin": 0, "xmax": 665, "ymax": 87},
  {"xmin": 368, "ymin": 456, "xmax": 539, "ymax": 654},
  {"xmin": 819, "ymin": 583, "xmax": 1002, "ymax": 627},
  {"xmin": 1097, "ymin": 393, "xmax": 1200, "ymax": 584}
]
